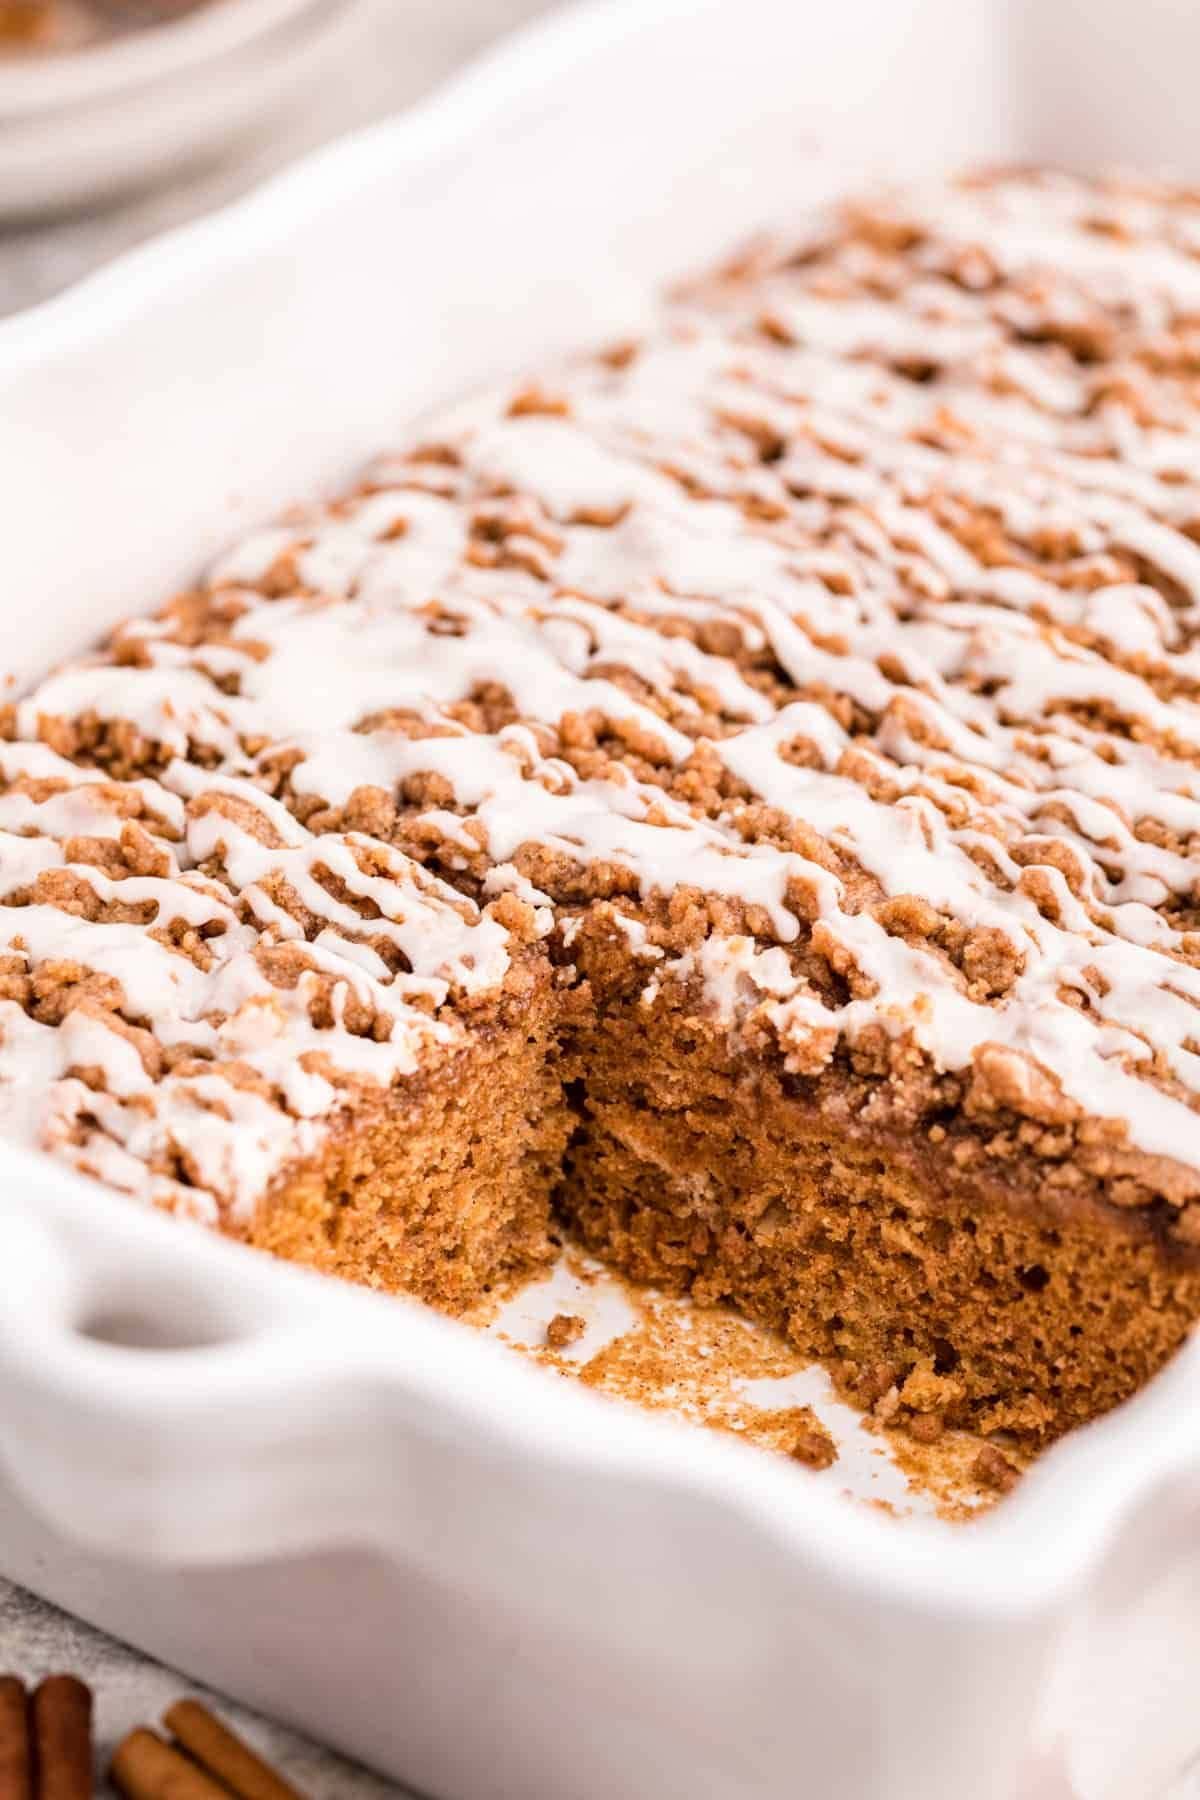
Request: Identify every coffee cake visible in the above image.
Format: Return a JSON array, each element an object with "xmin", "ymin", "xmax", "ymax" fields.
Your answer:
[{"xmin": 8, "ymin": 169, "xmax": 1200, "ymax": 1442}]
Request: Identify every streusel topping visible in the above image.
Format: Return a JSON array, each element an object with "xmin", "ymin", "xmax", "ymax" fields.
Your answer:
[{"xmin": 9, "ymin": 169, "xmax": 1200, "ymax": 1226}]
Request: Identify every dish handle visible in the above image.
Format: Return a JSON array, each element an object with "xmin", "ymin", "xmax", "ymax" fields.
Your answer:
[{"xmin": 0, "ymin": 1173, "xmax": 416, "ymax": 1564}]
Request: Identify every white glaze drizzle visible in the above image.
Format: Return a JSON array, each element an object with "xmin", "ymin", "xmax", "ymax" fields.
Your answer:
[{"xmin": 10, "ymin": 170, "xmax": 1200, "ymax": 1222}]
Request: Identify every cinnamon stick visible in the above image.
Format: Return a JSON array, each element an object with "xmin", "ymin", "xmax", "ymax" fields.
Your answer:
[
  {"xmin": 109, "ymin": 1729, "xmax": 227, "ymax": 1800},
  {"xmin": 31, "ymin": 1676, "xmax": 91, "ymax": 1800},
  {"xmin": 164, "ymin": 1702, "xmax": 304, "ymax": 1800},
  {"xmin": 0, "ymin": 1677, "xmax": 32, "ymax": 1800}
]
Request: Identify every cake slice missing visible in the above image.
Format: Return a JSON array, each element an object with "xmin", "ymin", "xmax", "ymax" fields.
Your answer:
[{"xmin": 7, "ymin": 168, "xmax": 1200, "ymax": 1445}]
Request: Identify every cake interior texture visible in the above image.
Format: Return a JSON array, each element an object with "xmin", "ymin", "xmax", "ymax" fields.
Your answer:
[{"xmin": 7, "ymin": 169, "xmax": 1200, "ymax": 1446}]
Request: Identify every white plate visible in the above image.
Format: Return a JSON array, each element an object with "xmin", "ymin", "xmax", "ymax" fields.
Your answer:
[{"xmin": 0, "ymin": 0, "xmax": 364, "ymax": 215}]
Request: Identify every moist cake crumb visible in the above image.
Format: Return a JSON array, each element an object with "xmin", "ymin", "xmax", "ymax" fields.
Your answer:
[
  {"xmin": 782, "ymin": 1409, "xmax": 839, "ymax": 1470},
  {"xmin": 8, "ymin": 167, "xmax": 1200, "ymax": 1443},
  {"xmin": 907, "ymin": 1411, "xmax": 945, "ymax": 1445},
  {"xmin": 545, "ymin": 1311, "xmax": 586, "ymax": 1349},
  {"xmin": 970, "ymin": 1445, "xmax": 1023, "ymax": 1495}
]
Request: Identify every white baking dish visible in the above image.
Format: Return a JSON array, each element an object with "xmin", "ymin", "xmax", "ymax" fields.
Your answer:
[{"xmin": 2, "ymin": 2, "xmax": 1200, "ymax": 1796}]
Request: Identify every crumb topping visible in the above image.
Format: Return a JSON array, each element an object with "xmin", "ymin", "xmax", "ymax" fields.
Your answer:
[{"xmin": 10, "ymin": 170, "xmax": 1200, "ymax": 1229}]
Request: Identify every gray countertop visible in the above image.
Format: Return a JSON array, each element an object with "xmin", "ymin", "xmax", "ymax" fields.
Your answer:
[
  {"xmin": 0, "ymin": 1584, "xmax": 400, "ymax": 1795},
  {"xmin": 0, "ymin": 3, "xmax": 547, "ymax": 1791}
]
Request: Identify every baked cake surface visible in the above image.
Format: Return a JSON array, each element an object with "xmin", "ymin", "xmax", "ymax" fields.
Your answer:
[{"xmin": 9, "ymin": 170, "xmax": 1200, "ymax": 1441}]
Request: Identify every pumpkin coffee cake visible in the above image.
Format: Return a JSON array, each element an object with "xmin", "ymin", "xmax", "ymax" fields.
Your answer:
[{"xmin": 7, "ymin": 170, "xmax": 1200, "ymax": 1444}]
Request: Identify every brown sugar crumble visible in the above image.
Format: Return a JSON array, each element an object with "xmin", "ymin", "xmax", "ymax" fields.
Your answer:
[{"xmin": 9, "ymin": 169, "xmax": 1200, "ymax": 1458}]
